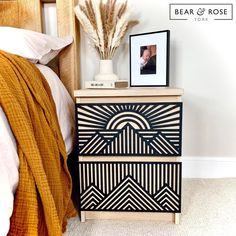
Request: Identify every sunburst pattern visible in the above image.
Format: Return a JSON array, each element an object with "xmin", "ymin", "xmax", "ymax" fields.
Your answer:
[{"xmin": 76, "ymin": 102, "xmax": 182, "ymax": 156}]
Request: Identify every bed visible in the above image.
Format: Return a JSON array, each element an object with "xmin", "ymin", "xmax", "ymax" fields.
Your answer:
[{"xmin": 0, "ymin": 0, "xmax": 80, "ymax": 235}]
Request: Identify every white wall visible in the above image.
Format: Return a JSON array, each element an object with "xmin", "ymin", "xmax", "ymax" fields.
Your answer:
[
  {"xmin": 80, "ymin": 0, "xmax": 236, "ymax": 160},
  {"xmin": 43, "ymin": 1, "xmax": 236, "ymax": 177},
  {"xmin": 42, "ymin": 3, "xmax": 57, "ymax": 36}
]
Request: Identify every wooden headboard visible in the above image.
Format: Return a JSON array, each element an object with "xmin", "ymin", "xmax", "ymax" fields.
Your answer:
[{"xmin": 0, "ymin": 0, "xmax": 80, "ymax": 96}]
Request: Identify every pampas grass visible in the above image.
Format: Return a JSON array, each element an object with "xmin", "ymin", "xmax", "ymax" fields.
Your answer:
[{"xmin": 74, "ymin": 0, "xmax": 138, "ymax": 59}]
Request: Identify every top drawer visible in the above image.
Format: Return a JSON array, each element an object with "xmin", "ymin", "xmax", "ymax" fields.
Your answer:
[{"xmin": 76, "ymin": 102, "xmax": 182, "ymax": 157}]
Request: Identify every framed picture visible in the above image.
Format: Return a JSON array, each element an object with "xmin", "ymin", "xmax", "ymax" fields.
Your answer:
[{"xmin": 129, "ymin": 30, "xmax": 170, "ymax": 87}]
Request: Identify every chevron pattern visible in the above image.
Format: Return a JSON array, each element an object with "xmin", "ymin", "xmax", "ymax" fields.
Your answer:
[
  {"xmin": 76, "ymin": 102, "xmax": 182, "ymax": 156},
  {"xmin": 80, "ymin": 184, "xmax": 105, "ymax": 209},
  {"xmin": 79, "ymin": 162, "xmax": 181, "ymax": 212}
]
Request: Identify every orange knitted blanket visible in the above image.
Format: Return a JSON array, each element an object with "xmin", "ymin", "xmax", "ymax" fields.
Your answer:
[{"xmin": 0, "ymin": 50, "xmax": 76, "ymax": 236}]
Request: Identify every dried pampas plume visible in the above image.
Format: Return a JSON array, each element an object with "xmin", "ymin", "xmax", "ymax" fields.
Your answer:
[{"xmin": 74, "ymin": 0, "xmax": 139, "ymax": 59}]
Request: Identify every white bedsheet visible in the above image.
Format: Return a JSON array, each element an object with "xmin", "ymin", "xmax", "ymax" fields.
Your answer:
[{"xmin": 0, "ymin": 64, "xmax": 75, "ymax": 236}]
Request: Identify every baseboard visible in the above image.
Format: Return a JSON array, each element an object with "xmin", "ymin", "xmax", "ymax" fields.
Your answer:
[{"xmin": 182, "ymin": 156, "xmax": 236, "ymax": 178}]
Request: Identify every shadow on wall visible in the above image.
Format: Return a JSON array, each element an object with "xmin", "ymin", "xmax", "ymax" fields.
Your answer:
[
  {"xmin": 173, "ymin": 22, "xmax": 236, "ymax": 158},
  {"xmin": 183, "ymin": 91, "xmax": 236, "ymax": 157}
]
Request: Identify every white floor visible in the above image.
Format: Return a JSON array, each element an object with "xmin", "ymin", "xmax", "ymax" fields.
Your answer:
[{"xmin": 64, "ymin": 178, "xmax": 236, "ymax": 236}]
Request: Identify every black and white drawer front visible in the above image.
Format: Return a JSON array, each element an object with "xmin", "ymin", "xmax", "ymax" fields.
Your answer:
[
  {"xmin": 79, "ymin": 162, "xmax": 182, "ymax": 213},
  {"xmin": 76, "ymin": 102, "xmax": 182, "ymax": 214},
  {"xmin": 76, "ymin": 102, "xmax": 183, "ymax": 156}
]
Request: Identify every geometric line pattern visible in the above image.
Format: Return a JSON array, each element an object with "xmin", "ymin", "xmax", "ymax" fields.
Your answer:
[
  {"xmin": 76, "ymin": 102, "xmax": 183, "ymax": 156},
  {"xmin": 79, "ymin": 162, "xmax": 181, "ymax": 212}
]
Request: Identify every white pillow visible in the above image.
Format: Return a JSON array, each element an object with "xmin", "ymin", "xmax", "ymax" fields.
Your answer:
[
  {"xmin": 35, "ymin": 64, "xmax": 75, "ymax": 154},
  {"xmin": 0, "ymin": 27, "xmax": 73, "ymax": 64}
]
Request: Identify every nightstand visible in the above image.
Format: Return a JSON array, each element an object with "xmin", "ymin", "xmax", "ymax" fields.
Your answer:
[{"xmin": 74, "ymin": 87, "xmax": 183, "ymax": 224}]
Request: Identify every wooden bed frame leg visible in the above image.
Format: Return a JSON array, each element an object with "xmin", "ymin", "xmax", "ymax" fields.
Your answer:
[
  {"xmin": 174, "ymin": 213, "xmax": 180, "ymax": 224},
  {"xmin": 80, "ymin": 211, "xmax": 86, "ymax": 223}
]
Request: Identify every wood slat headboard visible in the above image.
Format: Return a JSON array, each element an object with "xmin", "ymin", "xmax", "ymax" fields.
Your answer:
[{"xmin": 0, "ymin": 0, "xmax": 80, "ymax": 96}]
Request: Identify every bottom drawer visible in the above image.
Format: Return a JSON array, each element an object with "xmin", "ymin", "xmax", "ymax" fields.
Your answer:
[{"xmin": 79, "ymin": 162, "xmax": 181, "ymax": 213}]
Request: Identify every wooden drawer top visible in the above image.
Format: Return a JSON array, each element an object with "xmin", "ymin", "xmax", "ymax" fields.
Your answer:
[{"xmin": 74, "ymin": 87, "xmax": 184, "ymax": 98}]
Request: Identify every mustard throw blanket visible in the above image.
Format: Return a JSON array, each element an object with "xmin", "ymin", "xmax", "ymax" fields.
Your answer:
[{"xmin": 0, "ymin": 50, "xmax": 76, "ymax": 235}]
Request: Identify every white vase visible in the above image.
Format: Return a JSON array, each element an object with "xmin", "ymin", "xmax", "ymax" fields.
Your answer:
[{"xmin": 94, "ymin": 59, "xmax": 118, "ymax": 81}]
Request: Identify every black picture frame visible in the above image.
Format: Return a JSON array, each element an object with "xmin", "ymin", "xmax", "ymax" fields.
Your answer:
[{"xmin": 129, "ymin": 30, "xmax": 170, "ymax": 87}]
